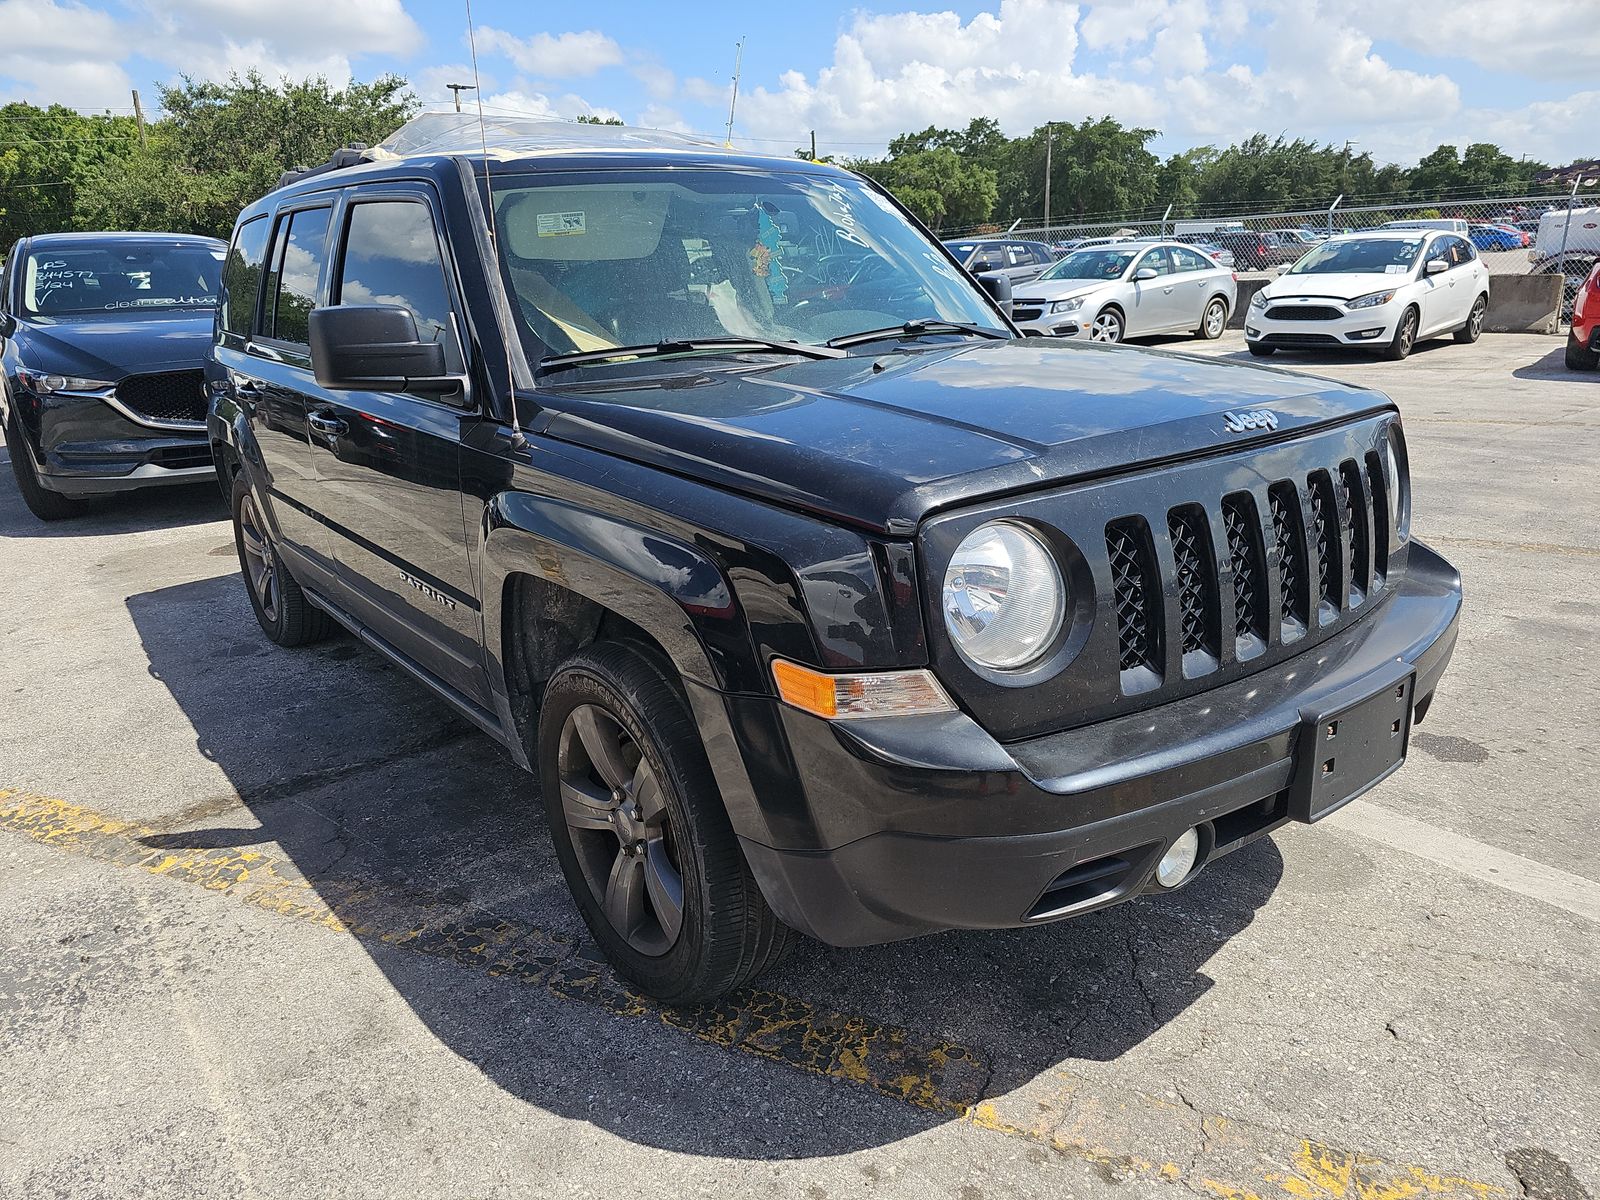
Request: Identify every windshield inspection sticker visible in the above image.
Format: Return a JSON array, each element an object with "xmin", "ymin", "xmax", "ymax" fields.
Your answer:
[{"xmin": 537, "ymin": 211, "xmax": 587, "ymax": 237}]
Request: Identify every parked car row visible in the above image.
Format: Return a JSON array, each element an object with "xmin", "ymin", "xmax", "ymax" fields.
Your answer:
[{"xmin": 3, "ymin": 115, "xmax": 1469, "ymax": 1005}]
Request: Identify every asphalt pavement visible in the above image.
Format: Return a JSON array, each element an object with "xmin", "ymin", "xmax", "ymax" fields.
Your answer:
[{"xmin": 2, "ymin": 330, "xmax": 1596, "ymax": 1199}]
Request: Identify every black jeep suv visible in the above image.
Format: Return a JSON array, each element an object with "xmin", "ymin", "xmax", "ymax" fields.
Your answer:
[{"xmin": 208, "ymin": 115, "xmax": 1462, "ymax": 1002}]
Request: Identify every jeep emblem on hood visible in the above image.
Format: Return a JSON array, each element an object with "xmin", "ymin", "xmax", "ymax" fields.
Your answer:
[{"xmin": 1223, "ymin": 409, "xmax": 1280, "ymax": 434}]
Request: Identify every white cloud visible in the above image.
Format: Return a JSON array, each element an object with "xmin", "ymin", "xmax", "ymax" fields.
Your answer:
[
  {"xmin": 477, "ymin": 27, "xmax": 624, "ymax": 78},
  {"xmin": 739, "ymin": 0, "xmax": 1162, "ymax": 144},
  {"xmin": 734, "ymin": 0, "xmax": 1480, "ymax": 163},
  {"xmin": 479, "ymin": 88, "xmax": 618, "ymax": 124},
  {"xmin": 1341, "ymin": 0, "xmax": 1600, "ymax": 81},
  {"xmin": 0, "ymin": 0, "xmax": 131, "ymax": 109},
  {"xmin": 412, "ymin": 63, "xmax": 498, "ymax": 108},
  {"xmin": 631, "ymin": 61, "xmax": 676, "ymax": 100}
]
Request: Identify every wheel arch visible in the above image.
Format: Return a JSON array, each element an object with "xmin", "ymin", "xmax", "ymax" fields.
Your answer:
[{"xmin": 482, "ymin": 492, "xmax": 776, "ymax": 844}]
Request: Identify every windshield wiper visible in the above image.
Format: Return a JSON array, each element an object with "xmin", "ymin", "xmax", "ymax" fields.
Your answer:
[
  {"xmin": 537, "ymin": 336, "xmax": 845, "ymax": 376},
  {"xmin": 825, "ymin": 320, "xmax": 1010, "ymax": 349}
]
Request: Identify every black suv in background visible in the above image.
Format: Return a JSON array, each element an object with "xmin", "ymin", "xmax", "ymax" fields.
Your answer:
[
  {"xmin": 208, "ymin": 115, "xmax": 1462, "ymax": 1002},
  {"xmin": 2, "ymin": 231, "xmax": 224, "ymax": 520}
]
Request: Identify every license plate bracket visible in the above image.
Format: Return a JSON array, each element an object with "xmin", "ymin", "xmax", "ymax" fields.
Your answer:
[{"xmin": 1291, "ymin": 663, "xmax": 1415, "ymax": 823}]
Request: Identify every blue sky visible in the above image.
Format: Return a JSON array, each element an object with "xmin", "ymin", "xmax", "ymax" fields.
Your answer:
[{"xmin": 3, "ymin": 0, "xmax": 1598, "ymax": 166}]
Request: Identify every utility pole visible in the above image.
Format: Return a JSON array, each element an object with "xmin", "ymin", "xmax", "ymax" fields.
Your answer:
[
  {"xmin": 131, "ymin": 89, "xmax": 146, "ymax": 147},
  {"xmin": 724, "ymin": 37, "xmax": 746, "ymax": 147},
  {"xmin": 810, "ymin": 130, "xmax": 817, "ymax": 161},
  {"xmin": 1043, "ymin": 122, "xmax": 1053, "ymax": 233},
  {"xmin": 447, "ymin": 83, "xmax": 476, "ymax": 113}
]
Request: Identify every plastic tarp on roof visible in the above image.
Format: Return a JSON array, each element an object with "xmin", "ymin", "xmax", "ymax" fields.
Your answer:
[{"xmin": 370, "ymin": 111, "xmax": 721, "ymax": 160}]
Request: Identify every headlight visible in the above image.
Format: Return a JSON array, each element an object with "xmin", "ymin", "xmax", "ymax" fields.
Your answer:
[
  {"xmin": 942, "ymin": 522, "xmax": 1064, "ymax": 670},
  {"xmin": 1249, "ymin": 290, "xmax": 1267, "ymax": 309},
  {"xmin": 18, "ymin": 368, "xmax": 115, "ymax": 394},
  {"xmin": 1347, "ymin": 290, "xmax": 1398, "ymax": 310},
  {"xmin": 1049, "ymin": 297, "xmax": 1085, "ymax": 314}
]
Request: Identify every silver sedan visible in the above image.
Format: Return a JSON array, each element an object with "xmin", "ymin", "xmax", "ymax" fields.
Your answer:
[{"xmin": 1010, "ymin": 242, "xmax": 1237, "ymax": 343}]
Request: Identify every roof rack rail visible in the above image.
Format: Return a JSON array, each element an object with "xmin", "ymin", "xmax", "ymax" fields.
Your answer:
[{"xmin": 276, "ymin": 143, "xmax": 372, "ymax": 191}]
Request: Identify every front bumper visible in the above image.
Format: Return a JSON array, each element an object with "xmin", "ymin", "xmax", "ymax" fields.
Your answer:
[
  {"xmin": 12, "ymin": 387, "xmax": 212, "ymax": 495},
  {"xmin": 1245, "ymin": 302, "xmax": 1399, "ymax": 349},
  {"xmin": 731, "ymin": 540, "xmax": 1462, "ymax": 947}
]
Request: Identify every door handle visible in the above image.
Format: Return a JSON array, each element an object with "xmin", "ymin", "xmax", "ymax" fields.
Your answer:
[{"xmin": 308, "ymin": 411, "xmax": 348, "ymax": 437}]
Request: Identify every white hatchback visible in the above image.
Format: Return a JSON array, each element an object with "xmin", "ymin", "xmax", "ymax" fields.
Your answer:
[{"xmin": 1245, "ymin": 230, "xmax": 1490, "ymax": 360}]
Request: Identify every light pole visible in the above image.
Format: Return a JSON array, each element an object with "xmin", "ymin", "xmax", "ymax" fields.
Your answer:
[
  {"xmin": 1043, "ymin": 122, "xmax": 1053, "ymax": 234},
  {"xmin": 447, "ymin": 83, "xmax": 476, "ymax": 113}
]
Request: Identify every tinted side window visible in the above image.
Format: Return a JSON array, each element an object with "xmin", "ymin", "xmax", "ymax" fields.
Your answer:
[
  {"xmin": 1136, "ymin": 248, "xmax": 1174, "ymax": 276},
  {"xmin": 335, "ymin": 201, "xmax": 462, "ymax": 373},
  {"xmin": 265, "ymin": 207, "xmax": 331, "ymax": 345},
  {"xmin": 221, "ymin": 216, "xmax": 269, "ymax": 337}
]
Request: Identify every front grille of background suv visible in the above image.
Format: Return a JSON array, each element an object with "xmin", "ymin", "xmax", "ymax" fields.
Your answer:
[
  {"xmin": 116, "ymin": 370, "xmax": 207, "ymax": 425},
  {"xmin": 916, "ymin": 415, "xmax": 1404, "ymax": 743}
]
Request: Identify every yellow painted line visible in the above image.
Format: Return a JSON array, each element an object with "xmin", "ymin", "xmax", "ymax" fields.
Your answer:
[
  {"xmin": 1, "ymin": 788, "xmax": 1508, "ymax": 1198},
  {"xmin": 0, "ymin": 788, "xmax": 986, "ymax": 1115}
]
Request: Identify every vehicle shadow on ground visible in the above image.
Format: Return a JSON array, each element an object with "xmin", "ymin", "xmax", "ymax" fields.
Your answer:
[
  {"xmin": 124, "ymin": 573, "xmax": 1284, "ymax": 1159},
  {"xmin": 0, "ymin": 444, "xmax": 225, "ymax": 538},
  {"xmin": 1511, "ymin": 342, "xmax": 1595, "ymax": 381}
]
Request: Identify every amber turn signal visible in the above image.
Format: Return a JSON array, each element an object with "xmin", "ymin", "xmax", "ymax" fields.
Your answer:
[{"xmin": 771, "ymin": 660, "xmax": 956, "ymax": 720}]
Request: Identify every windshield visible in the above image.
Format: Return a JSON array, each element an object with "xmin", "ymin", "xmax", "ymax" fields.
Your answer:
[
  {"xmin": 22, "ymin": 241, "xmax": 222, "ymax": 317},
  {"xmin": 486, "ymin": 169, "xmax": 1007, "ymax": 364},
  {"xmin": 1039, "ymin": 247, "xmax": 1139, "ymax": 281},
  {"xmin": 1288, "ymin": 237, "xmax": 1427, "ymax": 275}
]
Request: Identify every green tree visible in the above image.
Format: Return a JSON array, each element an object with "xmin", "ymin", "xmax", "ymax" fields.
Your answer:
[
  {"xmin": 999, "ymin": 118, "xmax": 1161, "ymax": 222},
  {"xmin": 76, "ymin": 72, "xmax": 417, "ymax": 238},
  {"xmin": 0, "ymin": 104, "xmax": 140, "ymax": 246},
  {"xmin": 575, "ymin": 114, "xmax": 624, "ymax": 125},
  {"xmin": 850, "ymin": 146, "xmax": 997, "ymax": 230}
]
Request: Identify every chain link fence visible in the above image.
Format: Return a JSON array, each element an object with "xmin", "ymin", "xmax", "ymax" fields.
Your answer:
[{"xmin": 963, "ymin": 188, "xmax": 1600, "ymax": 324}]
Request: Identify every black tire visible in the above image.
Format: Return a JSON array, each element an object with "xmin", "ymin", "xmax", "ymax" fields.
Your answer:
[
  {"xmin": 538, "ymin": 641, "xmax": 795, "ymax": 1002},
  {"xmin": 5, "ymin": 409, "xmax": 81, "ymax": 521},
  {"xmin": 1454, "ymin": 295, "xmax": 1487, "ymax": 344},
  {"xmin": 1383, "ymin": 306, "xmax": 1420, "ymax": 361},
  {"xmin": 1246, "ymin": 342, "xmax": 1276, "ymax": 357},
  {"xmin": 1196, "ymin": 297, "xmax": 1228, "ymax": 340},
  {"xmin": 231, "ymin": 471, "xmax": 333, "ymax": 646},
  {"xmin": 1568, "ymin": 331, "xmax": 1600, "ymax": 371}
]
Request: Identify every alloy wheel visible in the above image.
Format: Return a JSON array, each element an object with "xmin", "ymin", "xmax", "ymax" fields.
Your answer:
[
  {"xmin": 1399, "ymin": 313, "xmax": 1416, "ymax": 354},
  {"xmin": 237, "ymin": 492, "xmax": 279, "ymax": 623},
  {"xmin": 1470, "ymin": 300, "xmax": 1485, "ymax": 338},
  {"xmin": 1205, "ymin": 301, "xmax": 1226, "ymax": 338},
  {"xmin": 557, "ymin": 703, "xmax": 685, "ymax": 956},
  {"xmin": 1091, "ymin": 311, "xmax": 1123, "ymax": 343}
]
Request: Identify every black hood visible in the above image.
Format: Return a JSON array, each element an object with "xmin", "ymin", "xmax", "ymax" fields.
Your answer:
[
  {"xmin": 8, "ymin": 310, "xmax": 216, "ymax": 381},
  {"xmin": 533, "ymin": 338, "xmax": 1395, "ymax": 533}
]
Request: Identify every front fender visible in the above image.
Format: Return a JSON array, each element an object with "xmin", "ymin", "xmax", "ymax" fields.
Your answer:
[{"xmin": 480, "ymin": 490, "xmax": 758, "ymax": 696}]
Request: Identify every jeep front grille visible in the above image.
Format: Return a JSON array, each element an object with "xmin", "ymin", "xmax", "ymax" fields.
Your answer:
[
  {"xmin": 1107, "ymin": 457, "xmax": 1385, "ymax": 693},
  {"xmin": 1222, "ymin": 493, "xmax": 1267, "ymax": 648},
  {"xmin": 116, "ymin": 370, "xmax": 207, "ymax": 425},
  {"xmin": 1106, "ymin": 518, "xmax": 1159, "ymax": 674}
]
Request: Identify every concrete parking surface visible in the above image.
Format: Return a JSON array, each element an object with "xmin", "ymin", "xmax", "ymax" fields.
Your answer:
[{"xmin": 2, "ymin": 332, "xmax": 1596, "ymax": 1200}]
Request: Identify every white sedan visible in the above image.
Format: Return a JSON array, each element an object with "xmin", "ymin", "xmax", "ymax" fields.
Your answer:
[
  {"xmin": 1245, "ymin": 229, "xmax": 1490, "ymax": 361},
  {"xmin": 1010, "ymin": 242, "xmax": 1237, "ymax": 342}
]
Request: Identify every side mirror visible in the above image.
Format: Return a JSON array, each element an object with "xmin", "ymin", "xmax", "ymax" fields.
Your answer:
[
  {"xmin": 976, "ymin": 270, "xmax": 1013, "ymax": 318},
  {"xmin": 1134, "ymin": 267, "xmax": 1159, "ymax": 281},
  {"xmin": 308, "ymin": 305, "xmax": 456, "ymax": 395},
  {"xmin": 1425, "ymin": 258, "xmax": 1449, "ymax": 275},
  {"xmin": 969, "ymin": 259, "xmax": 997, "ymax": 274},
  {"xmin": 0, "ymin": 311, "xmax": 15, "ymax": 339}
]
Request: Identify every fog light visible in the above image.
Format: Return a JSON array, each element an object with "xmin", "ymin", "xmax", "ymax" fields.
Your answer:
[
  {"xmin": 1155, "ymin": 828, "xmax": 1200, "ymax": 888},
  {"xmin": 1245, "ymin": 325, "xmax": 1260, "ymax": 337},
  {"xmin": 1350, "ymin": 327, "xmax": 1385, "ymax": 340}
]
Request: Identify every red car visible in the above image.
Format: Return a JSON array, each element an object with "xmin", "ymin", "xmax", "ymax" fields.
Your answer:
[{"xmin": 1568, "ymin": 259, "xmax": 1600, "ymax": 371}]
